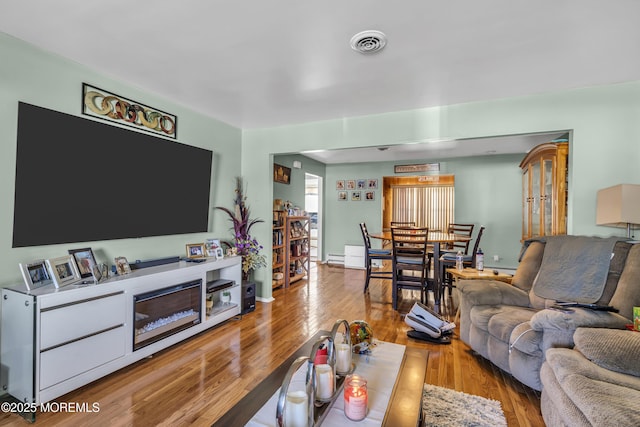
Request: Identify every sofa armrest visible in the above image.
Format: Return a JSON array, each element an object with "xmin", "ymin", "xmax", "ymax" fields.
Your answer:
[
  {"xmin": 574, "ymin": 327, "xmax": 640, "ymax": 378},
  {"xmin": 457, "ymin": 279, "xmax": 530, "ymax": 307},
  {"xmin": 529, "ymin": 308, "xmax": 630, "ymax": 349}
]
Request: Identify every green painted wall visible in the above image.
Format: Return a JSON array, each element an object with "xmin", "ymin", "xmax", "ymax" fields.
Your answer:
[
  {"xmin": 4, "ymin": 31, "xmax": 640, "ymax": 303},
  {"xmin": 245, "ymin": 81, "xmax": 640, "ymax": 300},
  {"xmin": 272, "ymin": 154, "xmax": 326, "ymax": 209},
  {"xmin": 0, "ymin": 33, "xmax": 242, "ymax": 288},
  {"xmin": 323, "ymin": 154, "xmax": 522, "ymax": 258}
]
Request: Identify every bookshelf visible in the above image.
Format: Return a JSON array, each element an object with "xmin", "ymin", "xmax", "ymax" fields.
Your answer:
[
  {"xmin": 272, "ymin": 210, "xmax": 286, "ymax": 288},
  {"xmin": 285, "ymin": 216, "xmax": 311, "ymax": 286}
]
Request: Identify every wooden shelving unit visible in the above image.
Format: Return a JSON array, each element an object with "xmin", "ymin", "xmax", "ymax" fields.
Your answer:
[
  {"xmin": 285, "ymin": 215, "xmax": 310, "ymax": 287},
  {"xmin": 272, "ymin": 210, "xmax": 286, "ymax": 288}
]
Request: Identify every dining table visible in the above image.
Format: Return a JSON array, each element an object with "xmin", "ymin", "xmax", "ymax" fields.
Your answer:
[{"xmin": 368, "ymin": 230, "xmax": 471, "ymax": 309}]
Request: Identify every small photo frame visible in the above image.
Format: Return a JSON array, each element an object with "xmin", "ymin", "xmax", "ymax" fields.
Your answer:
[
  {"xmin": 115, "ymin": 256, "xmax": 131, "ymax": 275},
  {"xmin": 351, "ymin": 191, "xmax": 362, "ymax": 201},
  {"xmin": 365, "ymin": 191, "xmax": 375, "ymax": 200},
  {"xmin": 19, "ymin": 260, "xmax": 53, "ymax": 290},
  {"xmin": 338, "ymin": 191, "xmax": 347, "ymax": 201},
  {"xmin": 205, "ymin": 239, "xmax": 221, "ymax": 257},
  {"xmin": 357, "ymin": 179, "xmax": 366, "ymax": 189},
  {"xmin": 346, "ymin": 180, "xmax": 356, "ymax": 190},
  {"xmin": 46, "ymin": 255, "xmax": 81, "ymax": 288},
  {"xmin": 186, "ymin": 243, "xmax": 205, "ymax": 258},
  {"xmin": 215, "ymin": 247, "xmax": 224, "ymax": 260},
  {"xmin": 68, "ymin": 247, "xmax": 98, "ymax": 278},
  {"xmin": 336, "ymin": 180, "xmax": 345, "ymax": 190},
  {"xmin": 368, "ymin": 179, "xmax": 378, "ymax": 189},
  {"xmin": 91, "ymin": 263, "xmax": 103, "ymax": 283}
]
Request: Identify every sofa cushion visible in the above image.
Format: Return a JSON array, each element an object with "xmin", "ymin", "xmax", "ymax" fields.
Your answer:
[
  {"xmin": 545, "ymin": 348, "xmax": 640, "ymax": 426},
  {"xmin": 609, "ymin": 243, "xmax": 640, "ymax": 320},
  {"xmin": 574, "ymin": 328, "xmax": 640, "ymax": 378},
  {"xmin": 532, "ymin": 236, "xmax": 623, "ymax": 303},
  {"xmin": 487, "ymin": 307, "xmax": 538, "ymax": 343},
  {"xmin": 511, "ymin": 241, "xmax": 544, "ymax": 292},
  {"xmin": 596, "ymin": 241, "xmax": 632, "ymax": 306}
]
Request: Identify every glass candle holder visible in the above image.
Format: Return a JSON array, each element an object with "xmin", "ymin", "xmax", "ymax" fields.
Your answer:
[{"xmin": 344, "ymin": 374, "xmax": 368, "ymax": 421}]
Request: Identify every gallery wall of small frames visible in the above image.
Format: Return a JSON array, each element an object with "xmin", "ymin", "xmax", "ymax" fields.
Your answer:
[{"xmin": 336, "ymin": 179, "xmax": 377, "ymax": 201}]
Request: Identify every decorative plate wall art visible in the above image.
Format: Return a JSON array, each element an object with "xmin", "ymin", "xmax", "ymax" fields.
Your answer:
[{"xmin": 82, "ymin": 83, "xmax": 177, "ymax": 138}]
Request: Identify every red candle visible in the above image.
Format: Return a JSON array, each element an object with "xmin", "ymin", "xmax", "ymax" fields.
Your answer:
[{"xmin": 344, "ymin": 375, "xmax": 368, "ymax": 421}]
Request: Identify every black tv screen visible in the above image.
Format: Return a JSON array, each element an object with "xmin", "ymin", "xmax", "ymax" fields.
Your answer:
[{"xmin": 13, "ymin": 102, "xmax": 213, "ymax": 247}]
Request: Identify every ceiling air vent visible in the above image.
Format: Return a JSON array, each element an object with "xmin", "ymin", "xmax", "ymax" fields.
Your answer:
[{"xmin": 350, "ymin": 30, "xmax": 387, "ymax": 54}]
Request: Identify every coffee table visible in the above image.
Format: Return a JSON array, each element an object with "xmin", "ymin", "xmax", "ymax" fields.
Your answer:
[{"xmin": 213, "ymin": 330, "xmax": 427, "ymax": 426}]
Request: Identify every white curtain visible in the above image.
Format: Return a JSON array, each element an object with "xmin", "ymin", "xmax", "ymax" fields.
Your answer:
[{"xmin": 391, "ymin": 185, "xmax": 454, "ymax": 232}]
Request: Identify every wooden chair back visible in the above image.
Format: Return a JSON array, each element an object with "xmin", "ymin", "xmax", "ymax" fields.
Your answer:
[{"xmin": 446, "ymin": 223, "xmax": 475, "ymax": 254}]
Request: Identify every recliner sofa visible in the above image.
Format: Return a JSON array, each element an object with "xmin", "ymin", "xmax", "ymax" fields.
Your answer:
[{"xmin": 458, "ymin": 235, "xmax": 640, "ymax": 391}]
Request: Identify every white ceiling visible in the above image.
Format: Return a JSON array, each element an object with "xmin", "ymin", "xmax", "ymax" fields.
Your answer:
[{"xmin": 2, "ymin": 1, "xmax": 639, "ymax": 162}]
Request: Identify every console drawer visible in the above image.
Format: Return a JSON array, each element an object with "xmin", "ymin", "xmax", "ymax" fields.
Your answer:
[
  {"xmin": 40, "ymin": 292, "xmax": 125, "ymax": 350},
  {"xmin": 40, "ymin": 326, "xmax": 125, "ymax": 390}
]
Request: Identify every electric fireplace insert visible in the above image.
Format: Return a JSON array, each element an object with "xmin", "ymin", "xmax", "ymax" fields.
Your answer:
[{"xmin": 133, "ymin": 279, "xmax": 202, "ymax": 351}]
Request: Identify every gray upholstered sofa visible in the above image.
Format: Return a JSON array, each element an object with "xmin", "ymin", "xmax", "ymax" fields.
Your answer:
[
  {"xmin": 541, "ymin": 327, "xmax": 640, "ymax": 426},
  {"xmin": 458, "ymin": 236, "xmax": 640, "ymax": 391}
]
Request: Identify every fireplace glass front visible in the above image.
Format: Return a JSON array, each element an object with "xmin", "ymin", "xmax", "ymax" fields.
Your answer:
[{"xmin": 133, "ymin": 279, "xmax": 202, "ymax": 351}]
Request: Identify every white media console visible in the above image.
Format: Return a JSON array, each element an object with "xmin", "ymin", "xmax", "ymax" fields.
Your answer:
[{"xmin": 1, "ymin": 256, "xmax": 242, "ymax": 407}]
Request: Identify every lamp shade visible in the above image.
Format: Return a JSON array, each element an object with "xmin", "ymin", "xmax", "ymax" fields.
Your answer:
[{"xmin": 596, "ymin": 184, "xmax": 640, "ymax": 228}]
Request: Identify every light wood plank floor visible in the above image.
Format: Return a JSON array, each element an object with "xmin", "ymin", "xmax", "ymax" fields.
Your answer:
[{"xmin": 0, "ymin": 264, "xmax": 543, "ymax": 426}]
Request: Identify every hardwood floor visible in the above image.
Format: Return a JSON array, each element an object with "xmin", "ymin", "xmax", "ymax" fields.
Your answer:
[{"xmin": 0, "ymin": 264, "xmax": 543, "ymax": 426}]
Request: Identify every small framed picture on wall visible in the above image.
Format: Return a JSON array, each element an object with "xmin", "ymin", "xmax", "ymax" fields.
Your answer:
[
  {"xmin": 365, "ymin": 191, "xmax": 375, "ymax": 200},
  {"xmin": 351, "ymin": 191, "xmax": 361, "ymax": 201},
  {"xmin": 338, "ymin": 191, "xmax": 347, "ymax": 201},
  {"xmin": 336, "ymin": 180, "xmax": 345, "ymax": 190}
]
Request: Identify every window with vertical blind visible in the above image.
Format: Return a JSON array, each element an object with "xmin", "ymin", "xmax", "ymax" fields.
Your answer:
[
  {"xmin": 391, "ymin": 185, "xmax": 454, "ymax": 232},
  {"xmin": 382, "ymin": 175, "xmax": 455, "ymax": 231}
]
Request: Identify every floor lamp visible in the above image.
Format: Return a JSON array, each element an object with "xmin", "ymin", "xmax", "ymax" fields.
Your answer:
[{"xmin": 596, "ymin": 184, "xmax": 640, "ymax": 238}]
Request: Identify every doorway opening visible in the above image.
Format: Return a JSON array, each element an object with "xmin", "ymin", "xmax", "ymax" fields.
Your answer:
[{"xmin": 305, "ymin": 173, "xmax": 322, "ymax": 262}]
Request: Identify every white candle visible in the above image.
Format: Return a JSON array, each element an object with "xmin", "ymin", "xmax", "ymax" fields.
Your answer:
[
  {"xmin": 315, "ymin": 363, "xmax": 335, "ymax": 399},
  {"xmin": 335, "ymin": 343, "xmax": 351, "ymax": 373},
  {"xmin": 285, "ymin": 390, "xmax": 308, "ymax": 427}
]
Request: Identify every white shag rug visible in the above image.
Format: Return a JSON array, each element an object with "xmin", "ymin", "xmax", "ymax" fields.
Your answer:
[{"xmin": 422, "ymin": 384, "xmax": 507, "ymax": 427}]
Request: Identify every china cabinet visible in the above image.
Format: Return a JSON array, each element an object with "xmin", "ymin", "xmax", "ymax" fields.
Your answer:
[{"xmin": 520, "ymin": 142, "xmax": 569, "ymax": 241}]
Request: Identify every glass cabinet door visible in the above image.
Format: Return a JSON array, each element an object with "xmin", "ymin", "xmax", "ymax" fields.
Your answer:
[
  {"xmin": 523, "ymin": 168, "xmax": 530, "ymax": 238},
  {"xmin": 543, "ymin": 158, "xmax": 554, "ymax": 236},
  {"xmin": 531, "ymin": 161, "xmax": 541, "ymax": 237}
]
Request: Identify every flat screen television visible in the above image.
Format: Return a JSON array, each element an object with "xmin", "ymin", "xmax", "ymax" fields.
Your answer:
[{"xmin": 12, "ymin": 102, "xmax": 213, "ymax": 247}]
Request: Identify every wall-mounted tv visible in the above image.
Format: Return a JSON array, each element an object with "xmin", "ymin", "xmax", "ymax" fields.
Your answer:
[{"xmin": 13, "ymin": 102, "xmax": 213, "ymax": 247}]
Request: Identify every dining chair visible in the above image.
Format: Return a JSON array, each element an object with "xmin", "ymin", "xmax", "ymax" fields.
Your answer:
[
  {"xmin": 443, "ymin": 223, "xmax": 475, "ymax": 254},
  {"xmin": 390, "ymin": 226, "xmax": 431, "ymax": 310},
  {"xmin": 359, "ymin": 222, "xmax": 393, "ymax": 293},
  {"xmin": 390, "ymin": 221, "xmax": 416, "ymax": 227},
  {"xmin": 439, "ymin": 226, "xmax": 485, "ymax": 297}
]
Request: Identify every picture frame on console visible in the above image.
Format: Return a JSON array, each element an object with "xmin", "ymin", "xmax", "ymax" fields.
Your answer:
[
  {"xmin": 186, "ymin": 243, "xmax": 205, "ymax": 259},
  {"xmin": 46, "ymin": 255, "xmax": 81, "ymax": 288},
  {"xmin": 68, "ymin": 247, "xmax": 98, "ymax": 279},
  {"xmin": 19, "ymin": 259, "xmax": 54, "ymax": 290},
  {"xmin": 205, "ymin": 239, "xmax": 221, "ymax": 257},
  {"xmin": 115, "ymin": 256, "xmax": 131, "ymax": 275}
]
